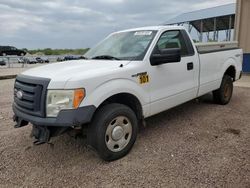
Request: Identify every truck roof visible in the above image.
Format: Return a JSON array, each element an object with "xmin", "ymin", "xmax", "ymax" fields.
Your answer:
[{"xmin": 115, "ymin": 25, "xmax": 186, "ymax": 33}]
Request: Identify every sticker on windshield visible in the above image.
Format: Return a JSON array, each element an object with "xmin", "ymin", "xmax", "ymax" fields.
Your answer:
[{"xmin": 134, "ymin": 31, "xmax": 152, "ymax": 36}]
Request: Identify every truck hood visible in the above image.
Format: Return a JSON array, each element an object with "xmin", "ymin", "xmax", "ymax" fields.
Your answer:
[{"xmin": 21, "ymin": 60, "xmax": 130, "ymax": 88}]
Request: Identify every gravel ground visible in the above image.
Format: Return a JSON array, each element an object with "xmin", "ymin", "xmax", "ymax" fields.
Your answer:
[{"xmin": 0, "ymin": 79, "xmax": 249, "ymax": 188}]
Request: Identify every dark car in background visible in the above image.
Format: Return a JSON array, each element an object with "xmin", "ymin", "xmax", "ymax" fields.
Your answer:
[
  {"xmin": 57, "ymin": 57, "xmax": 64, "ymax": 62},
  {"xmin": 63, "ymin": 55, "xmax": 79, "ymax": 61},
  {"xmin": 0, "ymin": 46, "xmax": 26, "ymax": 56},
  {"xmin": 26, "ymin": 57, "xmax": 38, "ymax": 64},
  {"xmin": 36, "ymin": 57, "xmax": 49, "ymax": 63},
  {"xmin": 0, "ymin": 59, "xmax": 6, "ymax": 66}
]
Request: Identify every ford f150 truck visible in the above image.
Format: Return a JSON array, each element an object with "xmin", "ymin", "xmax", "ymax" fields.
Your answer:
[{"xmin": 13, "ymin": 26, "xmax": 242, "ymax": 161}]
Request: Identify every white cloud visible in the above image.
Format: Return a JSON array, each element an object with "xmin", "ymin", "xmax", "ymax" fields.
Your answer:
[
  {"xmin": 0, "ymin": 0, "xmax": 237, "ymax": 48},
  {"xmin": 0, "ymin": 4, "xmax": 44, "ymax": 36},
  {"xmin": 98, "ymin": 0, "xmax": 124, "ymax": 4}
]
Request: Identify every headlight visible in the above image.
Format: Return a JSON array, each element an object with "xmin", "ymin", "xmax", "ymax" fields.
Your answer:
[{"xmin": 46, "ymin": 89, "xmax": 85, "ymax": 117}]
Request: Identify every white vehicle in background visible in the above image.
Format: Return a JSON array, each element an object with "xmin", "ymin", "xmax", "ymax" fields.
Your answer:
[
  {"xmin": 18, "ymin": 57, "xmax": 37, "ymax": 64},
  {"xmin": 13, "ymin": 26, "xmax": 242, "ymax": 161}
]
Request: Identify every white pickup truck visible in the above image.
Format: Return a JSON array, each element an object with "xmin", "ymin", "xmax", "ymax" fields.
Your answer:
[{"xmin": 13, "ymin": 26, "xmax": 242, "ymax": 161}]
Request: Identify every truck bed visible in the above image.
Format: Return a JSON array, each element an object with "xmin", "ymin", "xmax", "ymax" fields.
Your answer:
[{"xmin": 195, "ymin": 41, "xmax": 239, "ymax": 54}]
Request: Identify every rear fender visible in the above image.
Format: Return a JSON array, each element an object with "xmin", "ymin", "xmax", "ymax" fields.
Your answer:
[{"xmin": 221, "ymin": 58, "xmax": 237, "ymax": 80}]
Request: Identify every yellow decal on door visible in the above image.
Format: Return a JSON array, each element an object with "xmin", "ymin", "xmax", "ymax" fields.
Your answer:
[{"xmin": 139, "ymin": 74, "xmax": 149, "ymax": 84}]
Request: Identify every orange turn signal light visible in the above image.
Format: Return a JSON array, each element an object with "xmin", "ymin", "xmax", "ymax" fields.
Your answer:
[{"xmin": 73, "ymin": 89, "xmax": 85, "ymax": 108}]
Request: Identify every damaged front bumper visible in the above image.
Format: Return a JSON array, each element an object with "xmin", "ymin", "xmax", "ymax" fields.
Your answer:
[
  {"xmin": 13, "ymin": 104, "xmax": 96, "ymax": 127},
  {"xmin": 13, "ymin": 104, "xmax": 96, "ymax": 144}
]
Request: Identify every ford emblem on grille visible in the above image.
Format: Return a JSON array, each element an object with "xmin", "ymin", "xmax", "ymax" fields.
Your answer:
[{"xmin": 16, "ymin": 90, "xmax": 23, "ymax": 100}]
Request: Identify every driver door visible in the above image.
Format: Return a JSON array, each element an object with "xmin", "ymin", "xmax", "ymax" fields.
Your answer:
[{"xmin": 148, "ymin": 30, "xmax": 199, "ymax": 116}]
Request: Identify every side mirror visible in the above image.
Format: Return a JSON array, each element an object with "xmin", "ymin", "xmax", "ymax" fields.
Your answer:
[{"xmin": 150, "ymin": 48, "xmax": 181, "ymax": 66}]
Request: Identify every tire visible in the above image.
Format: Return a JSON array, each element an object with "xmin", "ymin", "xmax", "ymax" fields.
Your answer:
[
  {"xmin": 88, "ymin": 103, "xmax": 138, "ymax": 161},
  {"xmin": 213, "ymin": 75, "xmax": 233, "ymax": 105}
]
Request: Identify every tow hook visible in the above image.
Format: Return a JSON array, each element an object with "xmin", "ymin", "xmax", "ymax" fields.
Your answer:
[
  {"xmin": 32, "ymin": 125, "xmax": 51, "ymax": 145},
  {"xmin": 13, "ymin": 115, "xmax": 28, "ymax": 128}
]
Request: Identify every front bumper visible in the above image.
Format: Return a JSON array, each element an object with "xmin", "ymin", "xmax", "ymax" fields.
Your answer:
[{"xmin": 13, "ymin": 104, "xmax": 96, "ymax": 127}]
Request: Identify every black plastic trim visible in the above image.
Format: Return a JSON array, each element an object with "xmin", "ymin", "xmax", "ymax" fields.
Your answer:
[
  {"xmin": 198, "ymin": 48, "xmax": 239, "ymax": 54},
  {"xmin": 13, "ymin": 104, "xmax": 96, "ymax": 127},
  {"xmin": 14, "ymin": 75, "xmax": 50, "ymax": 117},
  {"xmin": 180, "ymin": 30, "xmax": 195, "ymax": 56}
]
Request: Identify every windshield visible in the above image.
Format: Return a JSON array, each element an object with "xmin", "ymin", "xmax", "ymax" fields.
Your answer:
[{"xmin": 85, "ymin": 30, "xmax": 157, "ymax": 61}]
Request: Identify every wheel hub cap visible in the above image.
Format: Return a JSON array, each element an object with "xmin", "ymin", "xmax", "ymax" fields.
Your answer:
[
  {"xmin": 105, "ymin": 116, "xmax": 132, "ymax": 152},
  {"xmin": 112, "ymin": 126, "xmax": 124, "ymax": 141}
]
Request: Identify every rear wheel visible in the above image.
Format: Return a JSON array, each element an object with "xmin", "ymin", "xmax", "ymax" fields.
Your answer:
[
  {"xmin": 213, "ymin": 75, "xmax": 233, "ymax": 105},
  {"xmin": 88, "ymin": 103, "xmax": 138, "ymax": 161},
  {"xmin": 2, "ymin": 53, "xmax": 6, "ymax": 56}
]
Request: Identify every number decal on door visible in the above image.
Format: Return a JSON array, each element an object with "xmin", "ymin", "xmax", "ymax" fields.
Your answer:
[{"xmin": 139, "ymin": 74, "xmax": 149, "ymax": 84}]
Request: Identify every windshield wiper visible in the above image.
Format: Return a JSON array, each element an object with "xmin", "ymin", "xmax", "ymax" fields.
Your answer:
[{"xmin": 91, "ymin": 55, "xmax": 121, "ymax": 60}]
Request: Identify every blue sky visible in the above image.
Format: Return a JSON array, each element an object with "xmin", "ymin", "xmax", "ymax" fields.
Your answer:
[{"xmin": 0, "ymin": 0, "xmax": 235, "ymax": 49}]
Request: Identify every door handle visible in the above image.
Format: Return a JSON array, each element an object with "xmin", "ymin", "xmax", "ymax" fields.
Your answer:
[{"xmin": 187, "ymin": 62, "xmax": 194, "ymax": 71}]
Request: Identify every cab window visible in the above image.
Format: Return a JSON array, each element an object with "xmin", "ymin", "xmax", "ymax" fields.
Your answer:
[{"xmin": 155, "ymin": 30, "xmax": 191, "ymax": 56}]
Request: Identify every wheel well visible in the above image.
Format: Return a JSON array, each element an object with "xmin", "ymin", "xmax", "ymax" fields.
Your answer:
[
  {"xmin": 98, "ymin": 93, "xmax": 143, "ymax": 120},
  {"xmin": 224, "ymin": 66, "xmax": 236, "ymax": 81}
]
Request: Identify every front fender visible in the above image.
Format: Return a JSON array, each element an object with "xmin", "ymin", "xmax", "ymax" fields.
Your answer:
[{"xmin": 80, "ymin": 78, "xmax": 150, "ymax": 115}]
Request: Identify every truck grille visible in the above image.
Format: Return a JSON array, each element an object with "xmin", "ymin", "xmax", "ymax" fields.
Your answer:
[{"xmin": 14, "ymin": 75, "xmax": 50, "ymax": 117}]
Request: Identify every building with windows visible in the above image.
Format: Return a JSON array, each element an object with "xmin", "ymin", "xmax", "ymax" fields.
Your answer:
[{"xmin": 165, "ymin": 1, "xmax": 250, "ymax": 72}]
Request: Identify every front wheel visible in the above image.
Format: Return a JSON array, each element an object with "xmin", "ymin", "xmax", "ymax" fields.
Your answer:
[
  {"xmin": 213, "ymin": 75, "xmax": 233, "ymax": 105},
  {"xmin": 88, "ymin": 103, "xmax": 138, "ymax": 161}
]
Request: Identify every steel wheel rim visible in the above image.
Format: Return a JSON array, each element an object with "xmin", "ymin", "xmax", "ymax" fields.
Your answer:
[{"xmin": 105, "ymin": 116, "xmax": 132, "ymax": 152}]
